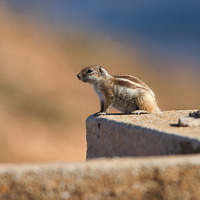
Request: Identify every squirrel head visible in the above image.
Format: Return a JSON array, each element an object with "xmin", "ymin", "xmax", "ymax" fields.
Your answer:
[{"xmin": 77, "ymin": 65, "xmax": 109, "ymax": 84}]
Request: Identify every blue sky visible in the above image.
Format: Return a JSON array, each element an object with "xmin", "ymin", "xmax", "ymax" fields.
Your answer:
[{"xmin": 5, "ymin": 0, "xmax": 200, "ymax": 67}]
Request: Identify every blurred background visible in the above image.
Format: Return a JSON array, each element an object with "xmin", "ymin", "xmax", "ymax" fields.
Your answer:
[{"xmin": 0, "ymin": 0, "xmax": 199, "ymax": 162}]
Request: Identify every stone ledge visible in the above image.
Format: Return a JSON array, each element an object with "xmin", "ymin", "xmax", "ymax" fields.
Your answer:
[
  {"xmin": 0, "ymin": 155, "xmax": 200, "ymax": 200},
  {"xmin": 86, "ymin": 110, "xmax": 200, "ymax": 159}
]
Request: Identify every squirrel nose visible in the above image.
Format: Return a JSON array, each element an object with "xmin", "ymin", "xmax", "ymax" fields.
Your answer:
[{"xmin": 77, "ymin": 74, "xmax": 81, "ymax": 80}]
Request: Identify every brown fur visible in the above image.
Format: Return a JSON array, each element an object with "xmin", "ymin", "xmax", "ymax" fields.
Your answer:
[
  {"xmin": 114, "ymin": 75, "xmax": 149, "ymax": 88},
  {"xmin": 113, "ymin": 79, "xmax": 141, "ymax": 89},
  {"xmin": 134, "ymin": 90, "xmax": 156, "ymax": 112}
]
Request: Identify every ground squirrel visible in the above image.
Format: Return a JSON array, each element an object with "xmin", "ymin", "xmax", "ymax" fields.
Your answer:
[{"xmin": 77, "ymin": 65, "xmax": 160, "ymax": 115}]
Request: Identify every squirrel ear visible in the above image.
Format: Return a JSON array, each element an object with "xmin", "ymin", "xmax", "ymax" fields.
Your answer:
[{"xmin": 98, "ymin": 66, "xmax": 103, "ymax": 73}]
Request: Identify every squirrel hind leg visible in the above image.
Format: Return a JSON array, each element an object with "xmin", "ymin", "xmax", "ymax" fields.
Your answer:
[{"xmin": 134, "ymin": 89, "xmax": 160, "ymax": 113}]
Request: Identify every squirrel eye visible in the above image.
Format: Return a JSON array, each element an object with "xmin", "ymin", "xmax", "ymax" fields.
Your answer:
[{"xmin": 86, "ymin": 69, "xmax": 93, "ymax": 74}]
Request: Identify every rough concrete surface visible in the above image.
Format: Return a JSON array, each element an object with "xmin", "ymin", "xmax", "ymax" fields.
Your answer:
[
  {"xmin": 179, "ymin": 110, "xmax": 200, "ymax": 127},
  {"xmin": 179, "ymin": 116, "xmax": 200, "ymax": 127},
  {"xmin": 189, "ymin": 110, "xmax": 200, "ymax": 118},
  {"xmin": 86, "ymin": 110, "xmax": 200, "ymax": 159},
  {"xmin": 1, "ymin": 156, "xmax": 200, "ymax": 200}
]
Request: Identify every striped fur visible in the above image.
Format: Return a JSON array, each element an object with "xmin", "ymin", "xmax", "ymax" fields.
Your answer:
[{"xmin": 114, "ymin": 75, "xmax": 149, "ymax": 88}]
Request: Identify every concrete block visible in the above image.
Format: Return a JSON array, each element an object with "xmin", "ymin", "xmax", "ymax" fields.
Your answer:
[
  {"xmin": 1, "ymin": 156, "xmax": 200, "ymax": 200},
  {"xmin": 86, "ymin": 110, "xmax": 200, "ymax": 159}
]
